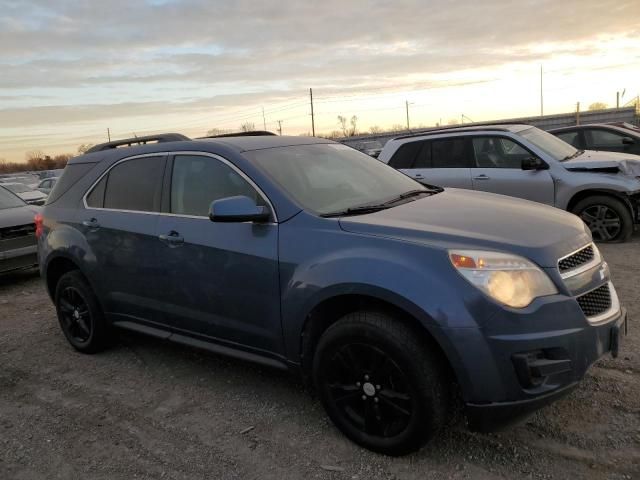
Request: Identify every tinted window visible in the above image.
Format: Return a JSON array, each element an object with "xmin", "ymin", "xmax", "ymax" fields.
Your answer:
[
  {"xmin": 431, "ymin": 138, "xmax": 472, "ymax": 168},
  {"xmin": 414, "ymin": 142, "xmax": 432, "ymax": 168},
  {"xmin": 103, "ymin": 156, "xmax": 163, "ymax": 212},
  {"xmin": 472, "ymin": 136, "xmax": 530, "ymax": 168},
  {"xmin": 47, "ymin": 164, "xmax": 94, "ymax": 205},
  {"xmin": 170, "ymin": 155, "xmax": 260, "ymax": 217},
  {"xmin": 556, "ymin": 131, "xmax": 580, "ymax": 147},
  {"xmin": 388, "ymin": 142, "xmax": 421, "ymax": 169},
  {"xmin": 86, "ymin": 175, "xmax": 107, "ymax": 208},
  {"xmin": 588, "ymin": 129, "xmax": 626, "ymax": 147}
]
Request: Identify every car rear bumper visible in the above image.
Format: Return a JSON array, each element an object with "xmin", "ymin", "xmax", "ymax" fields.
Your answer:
[{"xmin": 463, "ymin": 308, "xmax": 628, "ymax": 432}]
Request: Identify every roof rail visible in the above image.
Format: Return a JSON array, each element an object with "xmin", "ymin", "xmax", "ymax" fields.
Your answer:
[
  {"xmin": 85, "ymin": 133, "xmax": 190, "ymax": 153},
  {"xmin": 198, "ymin": 130, "xmax": 277, "ymax": 139},
  {"xmin": 391, "ymin": 123, "xmax": 532, "ymax": 141}
]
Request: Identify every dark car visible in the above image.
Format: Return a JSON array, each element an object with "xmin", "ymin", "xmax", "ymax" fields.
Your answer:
[
  {"xmin": 0, "ymin": 185, "xmax": 39, "ymax": 273},
  {"xmin": 550, "ymin": 123, "xmax": 640, "ymax": 155},
  {"xmin": 38, "ymin": 133, "xmax": 627, "ymax": 455}
]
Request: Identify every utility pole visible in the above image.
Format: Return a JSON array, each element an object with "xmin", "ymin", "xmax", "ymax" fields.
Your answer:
[
  {"xmin": 309, "ymin": 88, "xmax": 316, "ymax": 136},
  {"xmin": 262, "ymin": 106, "xmax": 267, "ymax": 130},
  {"xmin": 107, "ymin": 128, "xmax": 111, "ymax": 142},
  {"xmin": 405, "ymin": 100, "xmax": 414, "ymax": 131},
  {"xmin": 540, "ymin": 65, "xmax": 544, "ymax": 117},
  {"xmin": 616, "ymin": 92, "xmax": 620, "ymax": 109},
  {"xmin": 576, "ymin": 102, "xmax": 580, "ymax": 125},
  {"xmin": 277, "ymin": 120, "xmax": 283, "ymax": 136}
]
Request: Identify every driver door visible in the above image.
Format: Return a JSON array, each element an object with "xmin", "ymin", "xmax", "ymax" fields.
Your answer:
[
  {"xmin": 156, "ymin": 153, "xmax": 283, "ymax": 355},
  {"xmin": 469, "ymin": 136, "xmax": 555, "ymax": 205}
]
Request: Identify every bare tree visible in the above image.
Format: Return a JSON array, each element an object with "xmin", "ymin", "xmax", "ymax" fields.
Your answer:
[
  {"xmin": 240, "ymin": 121, "xmax": 256, "ymax": 132},
  {"xmin": 447, "ymin": 118, "xmax": 460, "ymax": 125},
  {"xmin": 588, "ymin": 102, "xmax": 608, "ymax": 111},
  {"xmin": 206, "ymin": 128, "xmax": 232, "ymax": 136},
  {"xmin": 337, "ymin": 116, "xmax": 348, "ymax": 136},
  {"xmin": 349, "ymin": 116, "xmax": 358, "ymax": 136},
  {"xmin": 390, "ymin": 124, "xmax": 406, "ymax": 132},
  {"xmin": 77, "ymin": 143, "xmax": 94, "ymax": 154},
  {"xmin": 369, "ymin": 125, "xmax": 382, "ymax": 134}
]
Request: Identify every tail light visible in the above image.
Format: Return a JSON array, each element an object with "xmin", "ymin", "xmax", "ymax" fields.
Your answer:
[{"xmin": 34, "ymin": 213, "xmax": 44, "ymax": 238}]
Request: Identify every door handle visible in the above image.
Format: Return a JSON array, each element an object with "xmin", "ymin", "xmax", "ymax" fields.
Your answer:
[
  {"xmin": 412, "ymin": 173, "xmax": 424, "ymax": 179},
  {"xmin": 473, "ymin": 174, "xmax": 491, "ymax": 180},
  {"xmin": 82, "ymin": 218, "xmax": 100, "ymax": 229},
  {"xmin": 159, "ymin": 231, "xmax": 184, "ymax": 247}
]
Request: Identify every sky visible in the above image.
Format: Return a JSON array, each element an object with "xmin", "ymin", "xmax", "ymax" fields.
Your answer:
[{"xmin": 0, "ymin": 0, "xmax": 639, "ymax": 162}]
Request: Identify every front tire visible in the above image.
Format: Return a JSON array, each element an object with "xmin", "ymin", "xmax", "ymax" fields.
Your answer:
[
  {"xmin": 572, "ymin": 195, "xmax": 633, "ymax": 243},
  {"xmin": 313, "ymin": 311, "xmax": 449, "ymax": 456},
  {"xmin": 55, "ymin": 271, "xmax": 109, "ymax": 353}
]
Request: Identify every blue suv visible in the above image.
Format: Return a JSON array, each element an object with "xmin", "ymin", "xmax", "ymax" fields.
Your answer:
[{"xmin": 38, "ymin": 132, "xmax": 627, "ymax": 455}]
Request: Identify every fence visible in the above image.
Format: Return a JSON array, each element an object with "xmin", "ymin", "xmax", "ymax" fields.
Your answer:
[{"xmin": 338, "ymin": 106, "xmax": 639, "ymax": 148}]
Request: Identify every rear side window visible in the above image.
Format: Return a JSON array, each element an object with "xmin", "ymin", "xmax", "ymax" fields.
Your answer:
[
  {"xmin": 86, "ymin": 156, "xmax": 164, "ymax": 212},
  {"xmin": 587, "ymin": 128, "xmax": 627, "ymax": 147},
  {"xmin": 388, "ymin": 142, "xmax": 422, "ymax": 169},
  {"xmin": 46, "ymin": 163, "xmax": 95, "ymax": 205},
  {"xmin": 431, "ymin": 138, "xmax": 472, "ymax": 168},
  {"xmin": 556, "ymin": 131, "xmax": 580, "ymax": 147}
]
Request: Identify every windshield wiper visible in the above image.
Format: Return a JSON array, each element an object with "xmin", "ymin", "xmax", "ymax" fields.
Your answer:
[
  {"xmin": 562, "ymin": 149, "xmax": 584, "ymax": 161},
  {"xmin": 320, "ymin": 189, "xmax": 435, "ymax": 218}
]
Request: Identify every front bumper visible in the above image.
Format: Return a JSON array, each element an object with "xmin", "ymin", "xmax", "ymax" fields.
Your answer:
[
  {"xmin": 0, "ymin": 244, "xmax": 38, "ymax": 273},
  {"xmin": 464, "ymin": 307, "xmax": 628, "ymax": 432}
]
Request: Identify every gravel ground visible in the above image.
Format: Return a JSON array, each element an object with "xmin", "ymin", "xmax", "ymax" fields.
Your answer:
[{"xmin": 0, "ymin": 236, "xmax": 639, "ymax": 480}]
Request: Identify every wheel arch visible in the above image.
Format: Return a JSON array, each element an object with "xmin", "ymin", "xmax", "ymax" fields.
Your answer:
[
  {"xmin": 566, "ymin": 188, "xmax": 635, "ymax": 216},
  {"xmin": 44, "ymin": 254, "xmax": 87, "ymax": 300},
  {"xmin": 299, "ymin": 291, "xmax": 460, "ymax": 395}
]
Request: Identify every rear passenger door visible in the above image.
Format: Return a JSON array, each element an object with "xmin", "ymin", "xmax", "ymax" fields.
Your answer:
[
  {"xmin": 83, "ymin": 154, "xmax": 168, "ymax": 328},
  {"xmin": 469, "ymin": 136, "xmax": 555, "ymax": 205},
  {"xmin": 389, "ymin": 137, "xmax": 473, "ymax": 189},
  {"xmin": 155, "ymin": 153, "xmax": 282, "ymax": 355}
]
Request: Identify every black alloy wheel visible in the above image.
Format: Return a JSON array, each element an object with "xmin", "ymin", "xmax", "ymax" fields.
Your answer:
[
  {"xmin": 55, "ymin": 270, "xmax": 110, "ymax": 353},
  {"xmin": 324, "ymin": 343, "xmax": 414, "ymax": 438},
  {"xmin": 313, "ymin": 311, "xmax": 449, "ymax": 456},
  {"xmin": 58, "ymin": 286, "xmax": 93, "ymax": 343}
]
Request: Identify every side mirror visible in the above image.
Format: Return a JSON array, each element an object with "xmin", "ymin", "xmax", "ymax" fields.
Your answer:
[
  {"xmin": 209, "ymin": 196, "xmax": 270, "ymax": 223},
  {"xmin": 521, "ymin": 157, "xmax": 548, "ymax": 171},
  {"xmin": 622, "ymin": 137, "xmax": 635, "ymax": 146}
]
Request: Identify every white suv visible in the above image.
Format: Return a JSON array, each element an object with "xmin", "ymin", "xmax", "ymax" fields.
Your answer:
[{"xmin": 378, "ymin": 124, "xmax": 640, "ymax": 242}]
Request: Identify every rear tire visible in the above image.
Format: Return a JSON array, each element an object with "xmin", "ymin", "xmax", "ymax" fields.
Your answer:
[
  {"xmin": 572, "ymin": 195, "xmax": 633, "ymax": 243},
  {"xmin": 313, "ymin": 311, "xmax": 449, "ymax": 456},
  {"xmin": 55, "ymin": 271, "xmax": 109, "ymax": 354}
]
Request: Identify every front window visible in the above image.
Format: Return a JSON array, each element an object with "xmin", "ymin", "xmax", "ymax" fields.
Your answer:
[
  {"xmin": 519, "ymin": 127, "xmax": 578, "ymax": 161},
  {"xmin": 246, "ymin": 143, "xmax": 430, "ymax": 215},
  {"xmin": 0, "ymin": 186, "xmax": 26, "ymax": 209}
]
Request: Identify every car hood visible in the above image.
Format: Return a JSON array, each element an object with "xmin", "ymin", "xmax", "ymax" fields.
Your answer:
[
  {"xmin": 338, "ymin": 189, "xmax": 591, "ymax": 268},
  {"xmin": 0, "ymin": 205, "xmax": 39, "ymax": 229},
  {"xmin": 563, "ymin": 150, "xmax": 640, "ymax": 176},
  {"xmin": 17, "ymin": 190, "xmax": 46, "ymax": 201}
]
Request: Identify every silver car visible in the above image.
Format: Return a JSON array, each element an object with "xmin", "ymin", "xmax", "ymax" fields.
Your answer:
[
  {"xmin": 0, "ymin": 185, "xmax": 39, "ymax": 273},
  {"xmin": 378, "ymin": 124, "xmax": 640, "ymax": 242}
]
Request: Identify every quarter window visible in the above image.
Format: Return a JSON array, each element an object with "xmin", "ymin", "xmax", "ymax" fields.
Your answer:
[
  {"xmin": 170, "ymin": 155, "xmax": 261, "ymax": 217},
  {"xmin": 388, "ymin": 142, "xmax": 421, "ymax": 169}
]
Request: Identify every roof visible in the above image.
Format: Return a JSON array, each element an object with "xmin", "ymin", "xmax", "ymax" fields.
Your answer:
[
  {"xmin": 198, "ymin": 135, "xmax": 333, "ymax": 151},
  {"xmin": 391, "ymin": 123, "xmax": 532, "ymax": 141}
]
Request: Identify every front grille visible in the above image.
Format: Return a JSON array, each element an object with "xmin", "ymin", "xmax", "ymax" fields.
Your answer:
[
  {"xmin": 577, "ymin": 283, "xmax": 611, "ymax": 318},
  {"xmin": 558, "ymin": 245, "xmax": 594, "ymax": 273},
  {"xmin": 0, "ymin": 223, "xmax": 35, "ymax": 241}
]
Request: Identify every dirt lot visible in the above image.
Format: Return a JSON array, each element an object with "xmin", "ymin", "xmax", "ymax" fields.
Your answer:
[{"xmin": 1, "ymin": 238, "xmax": 639, "ymax": 480}]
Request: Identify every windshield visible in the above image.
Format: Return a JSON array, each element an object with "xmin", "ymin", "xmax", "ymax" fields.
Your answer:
[
  {"xmin": 247, "ymin": 143, "xmax": 428, "ymax": 215},
  {"xmin": 0, "ymin": 186, "xmax": 27, "ymax": 209},
  {"xmin": 3, "ymin": 183, "xmax": 31, "ymax": 193},
  {"xmin": 519, "ymin": 126, "xmax": 578, "ymax": 161}
]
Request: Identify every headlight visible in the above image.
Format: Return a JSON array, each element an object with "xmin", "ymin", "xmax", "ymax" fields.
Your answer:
[{"xmin": 449, "ymin": 250, "xmax": 558, "ymax": 308}]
